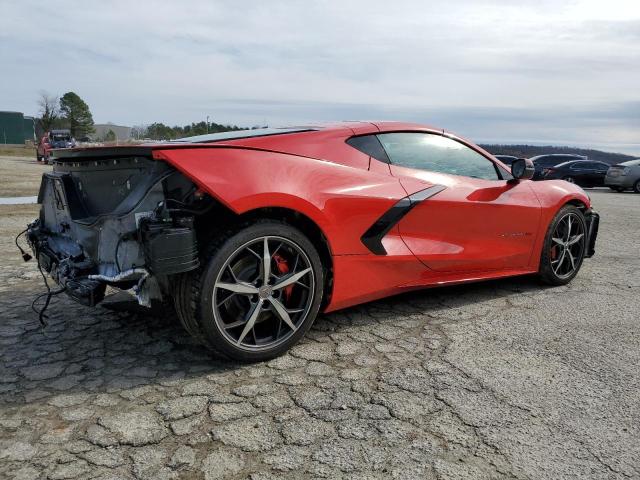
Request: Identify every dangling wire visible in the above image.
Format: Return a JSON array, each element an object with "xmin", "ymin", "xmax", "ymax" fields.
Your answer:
[
  {"xmin": 18, "ymin": 226, "xmax": 65, "ymax": 327},
  {"xmin": 14, "ymin": 228, "xmax": 32, "ymax": 262},
  {"xmin": 30, "ymin": 246, "xmax": 65, "ymax": 328}
]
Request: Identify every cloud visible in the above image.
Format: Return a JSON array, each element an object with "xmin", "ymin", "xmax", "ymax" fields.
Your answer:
[{"xmin": 0, "ymin": 0, "xmax": 638, "ymax": 154}]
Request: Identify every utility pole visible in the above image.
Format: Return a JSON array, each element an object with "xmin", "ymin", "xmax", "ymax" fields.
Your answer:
[{"xmin": 206, "ymin": 116, "xmax": 210, "ymax": 134}]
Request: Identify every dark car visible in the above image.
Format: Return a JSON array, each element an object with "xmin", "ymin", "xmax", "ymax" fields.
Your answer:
[
  {"xmin": 494, "ymin": 155, "xmax": 520, "ymax": 166},
  {"xmin": 529, "ymin": 154, "xmax": 587, "ymax": 180},
  {"xmin": 543, "ymin": 160, "xmax": 610, "ymax": 187}
]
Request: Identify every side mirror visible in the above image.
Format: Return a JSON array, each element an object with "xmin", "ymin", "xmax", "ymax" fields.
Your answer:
[{"xmin": 511, "ymin": 158, "xmax": 534, "ymax": 180}]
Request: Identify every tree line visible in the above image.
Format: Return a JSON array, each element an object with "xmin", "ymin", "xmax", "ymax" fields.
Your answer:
[
  {"xmin": 131, "ymin": 121, "xmax": 245, "ymax": 141},
  {"xmin": 36, "ymin": 92, "xmax": 633, "ymax": 159},
  {"xmin": 480, "ymin": 144, "xmax": 635, "ymax": 164},
  {"xmin": 37, "ymin": 91, "xmax": 244, "ymax": 141}
]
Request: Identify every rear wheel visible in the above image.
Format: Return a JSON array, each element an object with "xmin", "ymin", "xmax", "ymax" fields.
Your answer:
[
  {"xmin": 538, "ymin": 205, "xmax": 587, "ymax": 285},
  {"xmin": 174, "ymin": 221, "xmax": 324, "ymax": 361},
  {"xmin": 563, "ymin": 176, "xmax": 575, "ymax": 184}
]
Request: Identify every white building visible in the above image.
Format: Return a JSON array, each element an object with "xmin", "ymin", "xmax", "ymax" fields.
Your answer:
[{"xmin": 90, "ymin": 124, "xmax": 132, "ymax": 141}]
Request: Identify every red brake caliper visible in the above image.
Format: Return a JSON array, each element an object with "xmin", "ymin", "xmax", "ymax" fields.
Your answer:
[{"xmin": 273, "ymin": 253, "xmax": 293, "ymax": 301}]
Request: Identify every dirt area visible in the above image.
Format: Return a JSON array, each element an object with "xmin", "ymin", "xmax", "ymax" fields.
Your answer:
[
  {"xmin": 0, "ymin": 205, "xmax": 39, "ymax": 266},
  {"xmin": 0, "ymin": 190, "xmax": 639, "ymax": 479},
  {"xmin": 0, "ymin": 146, "xmax": 37, "ymax": 158},
  {"xmin": 0, "ymin": 155, "xmax": 49, "ymax": 197}
]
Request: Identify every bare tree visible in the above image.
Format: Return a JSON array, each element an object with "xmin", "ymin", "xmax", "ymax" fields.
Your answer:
[
  {"xmin": 37, "ymin": 91, "xmax": 59, "ymax": 131},
  {"xmin": 131, "ymin": 124, "xmax": 149, "ymax": 140}
]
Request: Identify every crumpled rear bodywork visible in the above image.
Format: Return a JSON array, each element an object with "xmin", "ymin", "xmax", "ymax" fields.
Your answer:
[{"xmin": 28, "ymin": 153, "xmax": 201, "ymax": 307}]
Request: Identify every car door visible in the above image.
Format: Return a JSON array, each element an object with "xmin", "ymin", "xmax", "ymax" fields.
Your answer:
[
  {"xmin": 592, "ymin": 162, "xmax": 609, "ymax": 186},
  {"xmin": 376, "ymin": 132, "xmax": 542, "ymax": 273},
  {"xmin": 568, "ymin": 162, "xmax": 589, "ymax": 185}
]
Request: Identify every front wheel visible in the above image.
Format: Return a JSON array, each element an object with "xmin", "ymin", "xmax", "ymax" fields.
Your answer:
[
  {"xmin": 538, "ymin": 205, "xmax": 587, "ymax": 285},
  {"xmin": 634, "ymin": 180, "xmax": 640, "ymax": 194},
  {"xmin": 174, "ymin": 221, "xmax": 324, "ymax": 361}
]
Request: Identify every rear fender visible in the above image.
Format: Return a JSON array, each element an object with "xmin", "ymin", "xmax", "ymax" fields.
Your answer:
[{"xmin": 154, "ymin": 147, "xmax": 408, "ymax": 255}]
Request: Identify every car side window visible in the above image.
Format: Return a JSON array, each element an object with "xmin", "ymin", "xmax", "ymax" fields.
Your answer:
[
  {"xmin": 346, "ymin": 135, "xmax": 390, "ymax": 163},
  {"xmin": 376, "ymin": 133, "xmax": 500, "ymax": 180}
]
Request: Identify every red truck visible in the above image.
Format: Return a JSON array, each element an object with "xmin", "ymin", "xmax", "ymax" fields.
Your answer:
[{"xmin": 37, "ymin": 129, "xmax": 76, "ymax": 163}]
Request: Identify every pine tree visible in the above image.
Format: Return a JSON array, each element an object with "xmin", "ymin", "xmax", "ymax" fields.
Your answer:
[
  {"xmin": 59, "ymin": 92, "xmax": 95, "ymax": 137},
  {"xmin": 104, "ymin": 129, "xmax": 116, "ymax": 142}
]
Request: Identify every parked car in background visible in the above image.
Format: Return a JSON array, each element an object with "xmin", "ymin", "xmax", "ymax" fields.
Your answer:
[
  {"xmin": 543, "ymin": 160, "xmax": 610, "ymax": 187},
  {"xmin": 37, "ymin": 129, "xmax": 76, "ymax": 163},
  {"xmin": 529, "ymin": 154, "xmax": 587, "ymax": 180},
  {"xmin": 605, "ymin": 159, "xmax": 640, "ymax": 193},
  {"xmin": 494, "ymin": 155, "xmax": 520, "ymax": 166}
]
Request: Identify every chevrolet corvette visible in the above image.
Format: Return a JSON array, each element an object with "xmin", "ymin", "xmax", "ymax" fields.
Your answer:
[{"xmin": 24, "ymin": 122, "xmax": 599, "ymax": 360}]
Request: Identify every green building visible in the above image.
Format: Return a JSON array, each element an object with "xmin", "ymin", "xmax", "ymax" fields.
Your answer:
[
  {"xmin": 23, "ymin": 116, "xmax": 36, "ymax": 143},
  {"xmin": 0, "ymin": 111, "xmax": 36, "ymax": 145}
]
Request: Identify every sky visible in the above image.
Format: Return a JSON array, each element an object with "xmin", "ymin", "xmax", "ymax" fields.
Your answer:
[{"xmin": 1, "ymin": 0, "xmax": 639, "ymax": 154}]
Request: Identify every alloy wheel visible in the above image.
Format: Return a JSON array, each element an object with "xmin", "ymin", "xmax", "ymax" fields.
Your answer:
[
  {"xmin": 549, "ymin": 213, "xmax": 586, "ymax": 279},
  {"xmin": 212, "ymin": 236, "xmax": 315, "ymax": 351}
]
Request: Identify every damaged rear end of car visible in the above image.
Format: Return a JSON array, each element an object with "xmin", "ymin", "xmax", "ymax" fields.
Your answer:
[{"xmin": 27, "ymin": 146, "xmax": 206, "ymax": 310}]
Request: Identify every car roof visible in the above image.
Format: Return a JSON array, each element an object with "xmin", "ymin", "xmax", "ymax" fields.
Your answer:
[
  {"xmin": 555, "ymin": 160, "xmax": 605, "ymax": 167},
  {"xmin": 53, "ymin": 121, "xmax": 495, "ymax": 168},
  {"xmin": 553, "ymin": 161, "xmax": 581, "ymax": 167},
  {"xmin": 529, "ymin": 153, "xmax": 587, "ymax": 161},
  {"xmin": 173, "ymin": 127, "xmax": 318, "ymax": 144},
  {"xmin": 619, "ymin": 159, "xmax": 640, "ymax": 166},
  {"xmin": 172, "ymin": 121, "xmax": 446, "ymax": 144}
]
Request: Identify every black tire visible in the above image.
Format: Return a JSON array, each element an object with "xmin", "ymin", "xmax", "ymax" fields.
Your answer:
[
  {"xmin": 538, "ymin": 205, "xmax": 587, "ymax": 286},
  {"xmin": 173, "ymin": 221, "xmax": 324, "ymax": 361},
  {"xmin": 634, "ymin": 180, "xmax": 640, "ymax": 194},
  {"xmin": 563, "ymin": 176, "xmax": 575, "ymax": 184}
]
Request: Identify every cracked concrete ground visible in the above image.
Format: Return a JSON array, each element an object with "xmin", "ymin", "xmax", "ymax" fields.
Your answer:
[{"xmin": 0, "ymin": 190, "xmax": 638, "ymax": 479}]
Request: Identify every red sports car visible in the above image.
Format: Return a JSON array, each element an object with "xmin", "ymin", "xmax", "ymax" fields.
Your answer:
[{"xmin": 25, "ymin": 122, "xmax": 599, "ymax": 360}]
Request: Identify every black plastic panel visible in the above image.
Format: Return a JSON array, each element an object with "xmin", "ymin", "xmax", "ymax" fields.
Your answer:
[
  {"xmin": 585, "ymin": 209, "xmax": 599, "ymax": 258},
  {"xmin": 361, "ymin": 184, "xmax": 446, "ymax": 255}
]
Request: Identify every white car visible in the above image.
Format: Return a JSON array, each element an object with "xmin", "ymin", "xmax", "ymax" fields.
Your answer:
[{"xmin": 605, "ymin": 159, "xmax": 640, "ymax": 193}]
